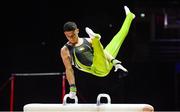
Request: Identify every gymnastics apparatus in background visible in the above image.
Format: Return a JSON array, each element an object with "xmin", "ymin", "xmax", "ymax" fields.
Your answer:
[
  {"xmin": 9, "ymin": 72, "xmax": 66, "ymax": 112},
  {"xmin": 7, "ymin": 72, "xmax": 154, "ymax": 112},
  {"xmin": 24, "ymin": 93, "xmax": 154, "ymax": 112}
]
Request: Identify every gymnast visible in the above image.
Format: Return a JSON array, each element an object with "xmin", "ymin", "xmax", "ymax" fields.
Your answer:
[{"xmin": 60, "ymin": 6, "xmax": 135, "ymax": 99}]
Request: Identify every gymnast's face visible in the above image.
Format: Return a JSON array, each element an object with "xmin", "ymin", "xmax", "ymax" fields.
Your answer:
[{"xmin": 64, "ymin": 29, "xmax": 79, "ymax": 44}]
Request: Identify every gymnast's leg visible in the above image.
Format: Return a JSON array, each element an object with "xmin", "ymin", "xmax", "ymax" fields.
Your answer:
[
  {"xmin": 105, "ymin": 6, "xmax": 135, "ymax": 57},
  {"xmin": 84, "ymin": 6, "xmax": 135, "ymax": 76},
  {"xmin": 104, "ymin": 6, "xmax": 135, "ymax": 72}
]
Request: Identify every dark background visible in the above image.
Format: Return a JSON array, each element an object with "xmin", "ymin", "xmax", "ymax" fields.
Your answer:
[{"xmin": 1, "ymin": 0, "xmax": 180, "ymax": 111}]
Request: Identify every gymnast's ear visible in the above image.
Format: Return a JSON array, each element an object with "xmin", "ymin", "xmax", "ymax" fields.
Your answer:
[{"xmin": 75, "ymin": 28, "xmax": 79, "ymax": 33}]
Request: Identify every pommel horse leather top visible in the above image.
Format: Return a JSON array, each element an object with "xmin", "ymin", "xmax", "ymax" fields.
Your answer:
[{"xmin": 24, "ymin": 93, "xmax": 154, "ymax": 112}]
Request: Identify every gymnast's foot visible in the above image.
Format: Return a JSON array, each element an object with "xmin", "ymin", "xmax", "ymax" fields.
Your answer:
[
  {"xmin": 112, "ymin": 59, "xmax": 128, "ymax": 72},
  {"xmin": 85, "ymin": 27, "xmax": 101, "ymax": 39},
  {"xmin": 113, "ymin": 61, "xmax": 128, "ymax": 78},
  {"xmin": 114, "ymin": 63, "xmax": 128, "ymax": 73},
  {"xmin": 124, "ymin": 6, "xmax": 135, "ymax": 19}
]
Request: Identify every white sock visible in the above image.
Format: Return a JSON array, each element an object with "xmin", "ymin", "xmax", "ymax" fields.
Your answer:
[
  {"xmin": 114, "ymin": 64, "xmax": 128, "ymax": 72},
  {"xmin": 85, "ymin": 27, "xmax": 101, "ymax": 39},
  {"xmin": 124, "ymin": 6, "xmax": 135, "ymax": 19},
  {"xmin": 124, "ymin": 6, "xmax": 130, "ymax": 16},
  {"xmin": 111, "ymin": 59, "xmax": 121, "ymax": 65}
]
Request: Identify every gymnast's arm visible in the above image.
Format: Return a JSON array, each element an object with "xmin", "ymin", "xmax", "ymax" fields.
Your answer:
[{"xmin": 60, "ymin": 46, "xmax": 76, "ymax": 88}]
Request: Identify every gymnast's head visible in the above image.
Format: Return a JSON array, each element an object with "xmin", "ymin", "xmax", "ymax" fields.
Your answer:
[{"xmin": 63, "ymin": 21, "xmax": 79, "ymax": 44}]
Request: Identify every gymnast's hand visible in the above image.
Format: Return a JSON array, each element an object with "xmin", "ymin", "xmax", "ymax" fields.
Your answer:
[
  {"xmin": 69, "ymin": 91, "xmax": 76, "ymax": 99},
  {"xmin": 69, "ymin": 85, "xmax": 77, "ymax": 99}
]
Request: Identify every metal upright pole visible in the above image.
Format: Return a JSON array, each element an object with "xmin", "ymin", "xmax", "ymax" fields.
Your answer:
[
  {"xmin": 10, "ymin": 74, "xmax": 15, "ymax": 112},
  {"xmin": 62, "ymin": 73, "xmax": 66, "ymax": 103}
]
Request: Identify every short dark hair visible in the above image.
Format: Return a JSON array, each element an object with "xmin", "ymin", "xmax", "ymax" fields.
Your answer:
[{"xmin": 63, "ymin": 21, "xmax": 77, "ymax": 31}]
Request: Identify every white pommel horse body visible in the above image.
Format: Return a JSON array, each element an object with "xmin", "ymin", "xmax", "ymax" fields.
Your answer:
[{"xmin": 23, "ymin": 93, "xmax": 154, "ymax": 112}]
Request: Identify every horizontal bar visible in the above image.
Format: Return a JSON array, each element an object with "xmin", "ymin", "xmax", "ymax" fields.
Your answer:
[{"xmin": 12, "ymin": 72, "xmax": 65, "ymax": 76}]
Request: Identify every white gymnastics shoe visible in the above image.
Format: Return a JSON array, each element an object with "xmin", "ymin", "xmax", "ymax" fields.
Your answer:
[{"xmin": 85, "ymin": 27, "xmax": 101, "ymax": 39}]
